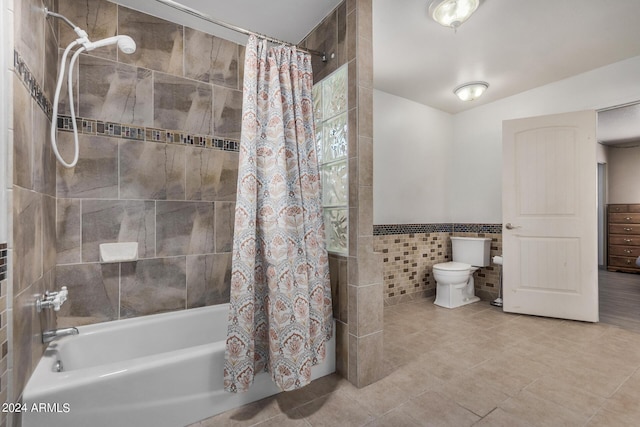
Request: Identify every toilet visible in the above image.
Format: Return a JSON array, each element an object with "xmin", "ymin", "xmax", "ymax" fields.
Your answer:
[{"xmin": 432, "ymin": 237, "xmax": 491, "ymax": 308}]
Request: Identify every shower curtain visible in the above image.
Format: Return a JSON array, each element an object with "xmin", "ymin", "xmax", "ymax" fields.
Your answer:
[{"xmin": 224, "ymin": 35, "xmax": 333, "ymax": 393}]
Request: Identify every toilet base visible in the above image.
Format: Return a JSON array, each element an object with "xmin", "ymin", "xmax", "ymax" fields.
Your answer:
[
  {"xmin": 433, "ymin": 277, "xmax": 481, "ymax": 309},
  {"xmin": 434, "ymin": 294, "xmax": 480, "ymax": 309}
]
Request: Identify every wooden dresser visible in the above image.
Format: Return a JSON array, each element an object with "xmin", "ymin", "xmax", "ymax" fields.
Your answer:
[{"xmin": 608, "ymin": 204, "xmax": 640, "ymax": 273}]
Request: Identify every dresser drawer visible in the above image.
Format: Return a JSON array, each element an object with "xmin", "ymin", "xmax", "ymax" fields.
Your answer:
[
  {"xmin": 609, "ymin": 256, "xmax": 640, "ymax": 269},
  {"xmin": 609, "ymin": 235, "xmax": 640, "ymax": 246},
  {"xmin": 609, "ymin": 245, "xmax": 640, "ymax": 257},
  {"xmin": 609, "ymin": 213, "xmax": 640, "ymax": 224},
  {"xmin": 610, "ymin": 224, "xmax": 640, "ymax": 235},
  {"xmin": 609, "ymin": 204, "xmax": 629, "ymax": 213}
]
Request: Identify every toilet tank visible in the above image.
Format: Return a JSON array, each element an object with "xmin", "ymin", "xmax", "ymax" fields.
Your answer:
[{"xmin": 450, "ymin": 237, "xmax": 491, "ymax": 267}]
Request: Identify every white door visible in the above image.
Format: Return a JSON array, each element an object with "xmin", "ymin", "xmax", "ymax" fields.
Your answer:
[{"xmin": 502, "ymin": 110, "xmax": 598, "ymax": 322}]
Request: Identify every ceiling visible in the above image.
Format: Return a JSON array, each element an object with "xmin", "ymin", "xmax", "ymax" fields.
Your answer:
[
  {"xmin": 598, "ymin": 103, "xmax": 640, "ymax": 147},
  {"xmin": 120, "ymin": 0, "xmax": 640, "ymax": 115},
  {"xmin": 374, "ymin": 0, "xmax": 640, "ymax": 114}
]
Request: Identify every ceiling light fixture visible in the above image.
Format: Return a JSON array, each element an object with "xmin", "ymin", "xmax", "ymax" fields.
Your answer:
[
  {"xmin": 428, "ymin": 0, "xmax": 480, "ymax": 30},
  {"xmin": 453, "ymin": 81, "xmax": 489, "ymax": 101}
]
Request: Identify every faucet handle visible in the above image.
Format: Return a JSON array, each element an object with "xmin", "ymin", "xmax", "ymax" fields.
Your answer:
[
  {"xmin": 37, "ymin": 286, "xmax": 70, "ymax": 312},
  {"xmin": 53, "ymin": 286, "xmax": 68, "ymax": 311}
]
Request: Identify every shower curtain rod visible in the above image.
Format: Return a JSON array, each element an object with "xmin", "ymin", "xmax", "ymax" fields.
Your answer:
[{"xmin": 152, "ymin": 0, "xmax": 328, "ymax": 62}]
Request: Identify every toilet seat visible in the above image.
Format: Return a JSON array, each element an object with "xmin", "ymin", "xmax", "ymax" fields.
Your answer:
[{"xmin": 433, "ymin": 261, "xmax": 470, "ymax": 272}]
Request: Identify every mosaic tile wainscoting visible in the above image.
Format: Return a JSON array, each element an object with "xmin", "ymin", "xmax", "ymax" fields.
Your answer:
[{"xmin": 374, "ymin": 225, "xmax": 503, "ymax": 306}]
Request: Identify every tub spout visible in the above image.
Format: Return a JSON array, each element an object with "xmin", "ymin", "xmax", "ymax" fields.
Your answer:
[{"xmin": 42, "ymin": 327, "xmax": 79, "ymax": 344}]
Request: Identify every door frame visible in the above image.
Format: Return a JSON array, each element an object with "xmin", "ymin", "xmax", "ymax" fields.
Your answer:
[{"xmin": 597, "ymin": 162, "xmax": 607, "ymax": 269}]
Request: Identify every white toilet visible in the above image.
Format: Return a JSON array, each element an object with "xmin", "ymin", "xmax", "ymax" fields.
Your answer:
[{"xmin": 433, "ymin": 237, "xmax": 491, "ymax": 308}]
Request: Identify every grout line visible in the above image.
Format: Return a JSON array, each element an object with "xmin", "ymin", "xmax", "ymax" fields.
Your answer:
[
  {"xmin": 117, "ymin": 262, "xmax": 121, "ymax": 320},
  {"xmin": 79, "ymin": 199, "xmax": 83, "ymax": 264}
]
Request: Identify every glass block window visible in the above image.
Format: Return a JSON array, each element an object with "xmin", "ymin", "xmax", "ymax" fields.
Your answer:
[{"xmin": 314, "ymin": 64, "xmax": 348, "ymax": 255}]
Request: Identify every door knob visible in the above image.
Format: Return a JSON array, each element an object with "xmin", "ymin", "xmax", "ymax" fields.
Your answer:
[{"xmin": 505, "ymin": 223, "xmax": 521, "ymax": 230}]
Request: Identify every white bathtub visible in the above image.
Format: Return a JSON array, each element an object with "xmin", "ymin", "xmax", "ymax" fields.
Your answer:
[{"xmin": 22, "ymin": 304, "xmax": 336, "ymax": 427}]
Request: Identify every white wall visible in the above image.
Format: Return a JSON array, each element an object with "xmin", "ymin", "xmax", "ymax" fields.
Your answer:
[
  {"xmin": 607, "ymin": 144, "xmax": 640, "ymax": 203},
  {"xmin": 373, "ymin": 89, "xmax": 452, "ymax": 224},
  {"xmin": 373, "ymin": 56, "xmax": 640, "ymax": 225},
  {"xmin": 450, "ymin": 56, "xmax": 640, "ymax": 223}
]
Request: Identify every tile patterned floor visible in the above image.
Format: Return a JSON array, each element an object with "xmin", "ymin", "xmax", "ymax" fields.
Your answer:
[{"xmin": 191, "ymin": 299, "xmax": 640, "ymax": 426}]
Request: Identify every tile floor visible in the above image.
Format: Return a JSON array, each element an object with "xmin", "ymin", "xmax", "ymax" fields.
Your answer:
[{"xmin": 191, "ymin": 299, "xmax": 640, "ymax": 426}]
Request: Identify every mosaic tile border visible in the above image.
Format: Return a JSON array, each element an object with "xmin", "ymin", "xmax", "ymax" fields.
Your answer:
[
  {"xmin": 373, "ymin": 223, "xmax": 502, "ymax": 236},
  {"xmin": 373, "ymin": 224, "xmax": 453, "ymax": 235},
  {"xmin": 453, "ymin": 223, "xmax": 503, "ymax": 234},
  {"xmin": 14, "ymin": 49, "xmax": 240, "ymax": 153},
  {"xmin": 0, "ymin": 243, "xmax": 6, "ymax": 281},
  {"xmin": 14, "ymin": 50, "xmax": 53, "ymax": 119},
  {"xmin": 57, "ymin": 115, "xmax": 240, "ymax": 152}
]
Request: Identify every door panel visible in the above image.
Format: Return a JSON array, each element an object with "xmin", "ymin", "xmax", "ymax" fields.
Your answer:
[
  {"xmin": 503, "ymin": 110, "xmax": 598, "ymax": 322},
  {"xmin": 518, "ymin": 237, "xmax": 580, "ymax": 292}
]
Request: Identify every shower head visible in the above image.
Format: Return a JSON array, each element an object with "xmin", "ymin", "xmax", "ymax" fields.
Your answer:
[{"xmin": 84, "ymin": 35, "xmax": 137, "ymax": 54}]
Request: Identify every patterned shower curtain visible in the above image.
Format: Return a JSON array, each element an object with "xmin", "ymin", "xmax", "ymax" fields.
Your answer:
[{"xmin": 224, "ymin": 35, "xmax": 333, "ymax": 393}]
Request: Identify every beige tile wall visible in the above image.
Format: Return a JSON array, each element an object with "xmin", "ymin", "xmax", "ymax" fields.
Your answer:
[
  {"xmin": 11, "ymin": 0, "xmax": 60, "ymax": 411},
  {"xmin": 53, "ymin": 0, "xmax": 243, "ymax": 327},
  {"xmin": 8, "ymin": 0, "xmax": 244, "ymax": 412},
  {"xmin": 11, "ymin": 0, "xmax": 377, "ymax": 404},
  {"xmin": 303, "ymin": 0, "xmax": 351, "ymax": 383},
  {"xmin": 374, "ymin": 232, "xmax": 449, "ymax": 305}
]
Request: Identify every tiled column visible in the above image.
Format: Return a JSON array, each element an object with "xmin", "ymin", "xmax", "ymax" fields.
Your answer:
[{"xmin": 346, "ymin": 0, "xmax": 383, "ymax": 388}]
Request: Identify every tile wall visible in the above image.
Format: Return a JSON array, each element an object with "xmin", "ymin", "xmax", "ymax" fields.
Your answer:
[
  {"xmin": 10, "ymin": 0, "xmax": 60, "ymax": 415},
  {"xmin": 303, "ymin": 0, "xmax": 383, "ymax": 388},
  {"xmin": 303, "ymin": 0, "xmax": 350, "ymax": 381},
  {"xmin": 54, "ymin": 0, "xmax": 243, "ymax": 326},
  {"xmin": 374, "ymin": 225, "xmax": 503, "ymax": 305},
  {"xmin": 0, "ymin": 243, "xmax": 7, "ymax": 425},
  {"xmin": 7, "ymin": 0, "xmax": 58, "ymax": 425},
  {"xmin": 7, "ymin": 0, "xmax": 375, "ymax": 413}
]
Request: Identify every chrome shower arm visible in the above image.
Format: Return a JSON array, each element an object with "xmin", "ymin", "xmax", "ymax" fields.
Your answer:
[{"xmin": 44, "ymin": 8, "xmax": 78, "ymax": 30}]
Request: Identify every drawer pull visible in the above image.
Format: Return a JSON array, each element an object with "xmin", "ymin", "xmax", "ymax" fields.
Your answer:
[
  {"xmin": 627, "ymin": 217, "xmax": 633, "ymax": 221},
  {"xmin": 625, "ymin": 249, "xmax": 634, "ymax": 254},
  {"xmin": 627, "ymin": 259, "xmax": 633, "ymax": 265},
  {"xmin": 625, "ymin": 239, "xmax": 633, "ymax": 243},
  {"xmin": 624, "ymin": 227, "xmax": 633, "ymax": 231}
]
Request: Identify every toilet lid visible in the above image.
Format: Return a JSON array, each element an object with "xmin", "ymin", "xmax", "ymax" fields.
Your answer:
[{"xmin": 433, "ymin": 261, "xmax": 470, "ymax": 271}]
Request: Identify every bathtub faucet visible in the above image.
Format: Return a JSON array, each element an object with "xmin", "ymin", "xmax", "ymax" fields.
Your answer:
[
  {"xmin": 42, "ymin": 327, "xmax": 79, "ymax": 344},
  {"xmin": 37, "ymin": 286, "xmax": 70, "ymax": 312}
]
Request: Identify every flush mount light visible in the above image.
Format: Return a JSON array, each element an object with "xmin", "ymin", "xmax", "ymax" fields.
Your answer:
[
  {"xmin": 428, "ymin": 0, "xmax": 480, "ymax": 30},
  {"xmin": 453, "ymin": 81, "xmax": 489, "ymax": 101}
]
